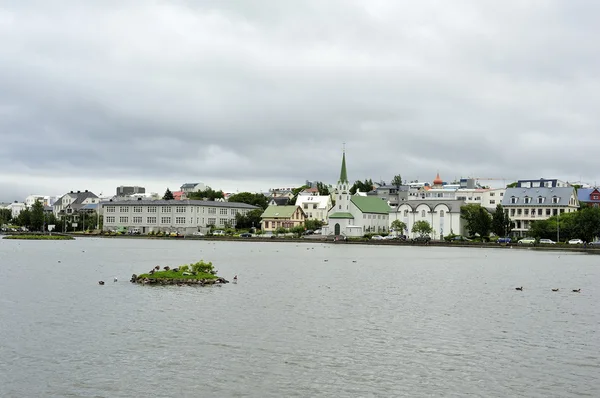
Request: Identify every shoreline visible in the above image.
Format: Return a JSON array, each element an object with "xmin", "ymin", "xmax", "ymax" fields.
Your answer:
[{"xmin": 55, "ymin": 233, "xmax": 599, "ymax": 253}]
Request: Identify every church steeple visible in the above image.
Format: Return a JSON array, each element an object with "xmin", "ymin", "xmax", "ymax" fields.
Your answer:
[{"xmin": 339, "ymin": 149, "xmax": 348, "ymax": 184}]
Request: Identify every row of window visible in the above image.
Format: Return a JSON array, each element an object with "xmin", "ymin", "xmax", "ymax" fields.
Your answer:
[
  {"xmin": 401, "ymin": 209, "xmax": 446, "ymax": 217},
  {"xmin": 362, "ymin": 214, "xmax": 388, "ymax": 220},
  {"xmin": 510, "ymin": 196, "xmax": 559, "ymax": 204},
  {"xmin": 303, "ymin": 204, "xmax": 319, "ymax": 209},
  {"xmin": 105, "ymin": 206, "xmax": 246, "ymax": 215},
  {"xmin": 105, "ymin": 216, "xmax": 236, "ymax": 225},
  {"xmin": 510, "ymin": 208, "xmax": 566, "ymax": 217}
]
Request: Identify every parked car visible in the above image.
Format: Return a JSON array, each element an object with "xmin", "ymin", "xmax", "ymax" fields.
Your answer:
[
  {"xmin": 452, "ymin": 235, "xmax": 472, "ymax": 242},
  {"xmin": 192, "ymin": 231, "xmax": 205, "ymax": 236},
  {"xmin": 303, "ymin": 229, "xmax": 314, "ymax": 235},
  {"xmin": 239, "ymin": 233, "xmax": 252, "ymax": 238},
  {"xmin": 371, "ymin": 235, "xmax": 384, "ymax": 240},
  {"xmin": 411, "ymin": 236, "xmax": 431, "ymax": 243},
  {"xmin": 588, "ymin": 241, "xmax": 600, "ymax": 246},
  {"xmin": 568, "ymin": 238, "xmax": 584, "ymax": 244},
  {"xmin": 313, "ymin": 229, "xmax": 322, "ymax": 235},
  {"xmin": 539, "ymin": 239, "xmax": 556, "ymax": 244},
  {"xmin": 518, "ymin": 237, "xmax": 536, "ymax": 245},
  {"xmin": 497, "ymin": 237, "xmax": 512, "ymax": 244},
  {"xmin": 212, "ymin": 230, "xmax": 225, "ymax": 236},
  {"xmin": 383, "ymin": 235, "xmax": 397, "ymax": 240}
]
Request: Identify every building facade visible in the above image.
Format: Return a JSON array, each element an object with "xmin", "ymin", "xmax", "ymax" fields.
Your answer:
[
  {"xmin": 102, "ymin": 199, "xmax": 259, "ymax": 235},
  {"xmin": 260, "ymin": 205, "xmax": 306, "ymax": 232},
  {"xmin": 116, "ymin": 186, "xmax": 146, "ymax": 196},
  {"xmin": 502, "ymin": 179, "xmax": 579, "ymax": 236},
  {"xmin": 53, "ymin": 191, "xmax": 99, "ymax": 217},
  {"xmin": 390, "ymin": 200, "xmax": 467, "ymax": 240},
  {"xmin": 294, "ymin": 194, "xmax": 332, "ymax": 223}
]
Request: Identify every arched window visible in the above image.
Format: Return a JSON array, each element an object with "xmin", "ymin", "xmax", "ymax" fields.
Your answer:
[
  {"xmin": 440, "ymin": 210, "xmax": 445, "ymax": 217},
  {"xmin": 404, "ymin": 210, "xmax": 409, "ymax": 217},
  {"xmin": 421, "ymin": 210, "xmax": 426, "ymax": 217}
]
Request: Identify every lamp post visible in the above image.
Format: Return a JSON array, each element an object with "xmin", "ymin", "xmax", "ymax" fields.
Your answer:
[{"xmin": 557, "ymin": 210, "xmax": 560, "ymax": 243}]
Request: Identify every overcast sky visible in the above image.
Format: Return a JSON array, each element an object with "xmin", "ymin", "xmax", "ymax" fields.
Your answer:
[{"xmin": 1, "ymin": 0, "xmax": 599, "ymax": 201}]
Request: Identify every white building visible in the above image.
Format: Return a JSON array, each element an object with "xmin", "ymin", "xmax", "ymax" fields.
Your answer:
[
  {"xmin": 5, "ymin": 202, "xmax": 26, "ymax": 219},
  {"xmin": 502, "ymin": 179, "xmax": 579, "ymax": 236},
  {"xmin": 294, "ymin": 195, "xmax": 332, "ymax": 223},
  {"xmin": 25, "ymin": 195, "xmax": 57, "ymax": 207},
  {"xmin": 321, "ymin": 151, "xmax": 391, "ymax": 237},
  {"xmin": 180, "ymin": 183, "xmax": 206, "ymax": 194},
  {"xmin": 390, "ymin": 200, "xmax": 467, "ymax": 240},
  {"xmin": 53, "ymin": 190, "xmax": 99, "ymax": 217},
  {"xmin": 102, "ymin": 199, "xmax": 260, "ymax": 235}
]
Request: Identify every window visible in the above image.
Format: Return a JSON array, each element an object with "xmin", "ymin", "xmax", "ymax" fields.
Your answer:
[
  {"xmin": 231, "ymin": 209, "xmax": 237, "ymax": 215},
  {"xmin": 560, "ymin": 209, "xmax": 565, "ymax": 214},
  {"xmin": 490, "ymin": 200, "xmax": 496, "ymax": 205},
  {"xmin": 176, "ymin": 217, "xmax": 186, "ymax": 224},
  {"xmin": 119, "ymin": 206, "xmax": 129, "ymax": 213},
  {"xmin": 421, "ymin": 210, "xmax": 426, "ymax": 217},
  {"xmin": 106, "ymin": 216, "xmax": 115, "ymax": 223},
  {"xmin": 161, "ymin": 206, "xmax": 170, "ymax": 213},
  {"xmin": 119, "ymin": 216, "xmax": 128, "ymax": 223},
  {"xmin": 510, "ymin": 209, "xmax": 515, "ymax": 216},
  {"xmin": 490, "ymin": 192, "xmax": 495, "ymax": 197},
  {"xmin": 524, "ymin": 209, "xmax": 529, "ymax": 215},
  {"xmin": 440, "ymin": 210, "xmax": 445, "ymax": 217},
  {"xmin": 219, "ymin": 218, "xmax": 227, "ymax": 225},
  {"xmin": 207, "ymin": 218, "xmax": 216, "ymax": 225},
  {"xmin": 106, "ymin": 207, "xmax": 115, "ymax": 213},
  {"xmin": 176, "ymin": 206, "xmax": 185, "ymax": 213},
  {"xmin": 133, "ymin": 207, "xmax": 142, "ymax": 213},
  {"xmin": 133, "ymin": 216, "xmax": 142, "ymax": 223},
  {"xmin": 511, "ymin": 196, "xmax": 517, "ymax": 204},
  {"xmin": 552, "ymin": 196, "xmax": 559, "ymax": 204},
  {"xmin": 208, "ymin": 208, "xmax": 216, "ymax": 214},
  {"xmin": 161, "ymin": 217, "xmax": 171, "ymax": 224},
  {"xmin": 537, "ymin": 209, "xmax": 542, "ymax": 216},
  {"xmin": 500, "ymin": 192, "xmax": 504, "ymax": 196},
  {"xmin": 313, "ymin": 204, "xmax": 317, "ymax": 209},
  {"xmin": 404, "ymin": 210, "xmax": 409, "ymax": 216},
  {"xmin": 147, "ymin": 217, "xmax": 157, "ymax": 224},
  {"xmin": 537, "ymin": 196, "xmax": 544, "ymax": 204},
  {"xmin": 147, "ymin": 207, "xmax": 156, "ymax": 213},
  {"xmin": 546, "ymin": 209, "xmax": 551, "ymax": 216},
  {"xmin": 517, "ymin": 209, "xmax": 522, "ymax": 215},
  {"xmin": 220, "ymin": 208, "xmax": 228, "ymax": 215},
  {"xmin": 552, "ymin": 209, "xmax": 557, "ymax": 216},
  {"xmin": 303, "ymin": 204, "xmax": 308, "ymax": 209},
  {"xmin": 524, "ymin": 197, "xmax": 531, "ymax": 204}
]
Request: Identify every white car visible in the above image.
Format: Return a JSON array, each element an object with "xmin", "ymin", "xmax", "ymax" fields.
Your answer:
[
  {"xmin": 212, "ymin": 230, "xmax": 226, "ymax": 236},
  {"xmin": 568, "ymin": 239, "xmax": 584, "ymax": 244},
  {"xmin": 539, "ymin": 239, "xmax": 556, "ymax": 244},
  {"xmin": 371, "ymin": 235, "xmax": 384, "ymax": 240},
  {"xmin": 192, "ymin": 231, "xmax": 205, "ymax": 236},
  {"xmin": 313, "ymin": 229, "xmax": 322, "ymax": 235}
]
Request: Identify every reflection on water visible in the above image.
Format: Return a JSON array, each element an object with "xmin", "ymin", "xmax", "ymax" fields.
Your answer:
[{"xmin": 0, "ymin": 238, "xmax": 598, "ymax": 397}]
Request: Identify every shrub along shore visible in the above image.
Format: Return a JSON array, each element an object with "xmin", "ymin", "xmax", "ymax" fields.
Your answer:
[{"xmin": 2, "ymin": 234, "xmax": 74, "ymax": 240}]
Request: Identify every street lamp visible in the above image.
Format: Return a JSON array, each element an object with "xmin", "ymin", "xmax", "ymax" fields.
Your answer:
[{"xmin": 557, "ymin": 210, "xmax": 560, "ymax": 243}]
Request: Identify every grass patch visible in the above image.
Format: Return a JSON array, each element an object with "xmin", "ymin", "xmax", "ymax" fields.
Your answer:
[{"xmin": 3, "ymin": 234, "xmax": 74, "ymax": 240}]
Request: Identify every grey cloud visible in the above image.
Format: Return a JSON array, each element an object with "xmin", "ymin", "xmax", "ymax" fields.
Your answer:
[{"xmin": 0, "ymin": 0, "xmax": 599, "ymax": 200}]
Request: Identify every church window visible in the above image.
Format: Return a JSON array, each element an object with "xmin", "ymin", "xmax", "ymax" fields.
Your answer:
[
  {"xmin": 421, "ymin": 210, "xmax": 426, "ymax": 217},
  {"xmin": 440, "ymin": 210, "xmax": 444, "ymax": 217},
  {"xmin": 339, "ymin": 205, "xmax": 341, "ymax": 210},
  {"xmin": 404, "ymin": 210, "xmax": 408, "ymax": 216},
  {"xmin": 339, "ymin": 195, "xmax": 342, "ymax": 200}
]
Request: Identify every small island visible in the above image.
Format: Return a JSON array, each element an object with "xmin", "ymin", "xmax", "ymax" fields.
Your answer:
[
  {"xmin": 3, "ymin": 234, "xmax": 74, "ymax": 240},
  {"xmin": 130, "ymin": 260, "xmax": 229, "ymax": 286}
]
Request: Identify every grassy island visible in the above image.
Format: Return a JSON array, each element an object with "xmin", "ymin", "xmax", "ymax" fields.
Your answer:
[
  {"xmin": 131, "ymin": 260, "xmax": 228, "ymax": 286},
  {"xmin": 3, "ymin": 234, "xmax": 74, "ymax": 240}
]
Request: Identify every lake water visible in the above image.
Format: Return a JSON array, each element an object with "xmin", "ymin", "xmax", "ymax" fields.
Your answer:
[{"xmin": 0, "ymin": 238, "xmax": 598, "ymax": 397}]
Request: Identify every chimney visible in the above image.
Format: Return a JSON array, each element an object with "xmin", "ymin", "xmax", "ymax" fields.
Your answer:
[
  {"xmin": 77, "ymin": 190, "xmax": 81, "ymax": 193},
  {"xmin": 85, "ymin": 190, "xmax": 88, "ymax": 193},
  {"xmin": 137, "ymin": 197, "xmax": 142, "ymax": 201},
  {"xmin": 70, "ymin": 191, "xmax": 74, "ymax": 194}
]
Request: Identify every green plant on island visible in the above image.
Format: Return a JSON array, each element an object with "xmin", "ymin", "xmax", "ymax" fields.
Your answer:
[
  {"xmin": 3, "ymin": 234, "xmax": 74, "ymax": 240},
  {"xmin": 137, "ymin": 260, "xmax": 218, "ymax": 280}
]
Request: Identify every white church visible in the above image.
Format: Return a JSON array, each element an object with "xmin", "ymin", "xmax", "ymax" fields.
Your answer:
[{"xmin": 321, "ymin": 151, "xmax": 391, "ymax": 237}]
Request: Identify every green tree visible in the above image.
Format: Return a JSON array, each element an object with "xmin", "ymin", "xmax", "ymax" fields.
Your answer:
[
  {"xmin": 391, "ymin": 219, "xmax": 407, "ymax": 234},
  {"xmin": 491, "ymin": 204, "xmax": 512, "ymax": 237},
  {"xmin": 163, "ymin": 188, "xmax": 175, "ymax": 200},
  {"xmin": 286, "ymin": 185, "xmax": 310, "ymax": 205},
  {"xmin": 391, "ymin": 174, "xmax": 403, "ymax": 204},
  {"xmin": 506, "ymin": 182, "xmax": 518, "ymax": 188},
  {"xmin": 350, "ymin": 179, "xmax": 374, "ymax": 195},
  {"xmin": 316, "ymin": 182, "xmax": 330, "ymax": 196},
  {"xmin": 234, "ymin": 209, "xmax": 263, "ymax": 230},
  {"xmin": 460, "ymin": 204, "xmax": 492, "ymax": 237},
  {"xmin": 30, "ymin": 200, "xmax": 45, "ymax": 231},
  {"xmin": 0, "ymin": 208, "xmax": 12, "ymax": 225},
  {"xmin": 187, "ymin": 187, "xmax": 224, "ymax": 201},
  {"xmin": 16, "ymin": 208, "xmax": 31, "ymax": 229},
  {"xmin": 290, "ymin": 225, "xmax": 305, "ymax": 237},
  {"xmin": 412, "ymin": 220, "xmax": 432, "ymax": 237},
  {"xmin": 228, "ymin": 192, "xmax": 268, "ymax": 210},
  {"xmin": 304, "ymin": 219, "xmax": 324, "ymax": 231}
]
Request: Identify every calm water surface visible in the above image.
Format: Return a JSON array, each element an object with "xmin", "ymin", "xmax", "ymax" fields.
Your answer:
[{"xmin": 0, "ymin": 238, "xmax": 598, "ymax": 397}]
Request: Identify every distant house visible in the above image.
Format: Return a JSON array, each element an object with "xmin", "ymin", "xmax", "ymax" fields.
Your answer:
[
  {"xmin": 261, "ymin": 205, "xmax": 306, "ymax": 232},
  {"xmin": 294, "ymin": 195, "xmax": 332, "ymax": 223},
  {"xmin": 268, "ymin": 197, "xmax": 289, "ymax": 206},
  {"xmin": 180, "ymin": 183, "xmax": 206, "ymax": 194},
  {"xmin": 577, "ymin": 188, "xmax": 600, "ymax": 207},
  {"xmin": 5, "ymin": 202, "xmax": 26, "ymax": 219},
  {"xmin": 172, "ymin": 191, "xmax": 185, "ymax": 201},
  {"xmin": 53, "ymin": 190, "xmax": 99, "ymax": 217}
]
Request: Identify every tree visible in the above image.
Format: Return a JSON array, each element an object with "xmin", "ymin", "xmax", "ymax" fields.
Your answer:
[
  {"xmin": 491, "ymin": 204, "xmax": 512, "ymax": 237},
  {"xmin": 391, "ymin": 174, "xmax": 403, "ymax": 205},
  {"xmin": 30, "ymin": 200, "xmax": 45, "ymax": 231},
  {"xmin": 187, "ymin": 187, "xmax": 224, "ymax": 201},
  {"xmin": 163, "ymin": 188, "xmax": 175, "ymax": 200},
  {"xmin": 234, "ymin": 209, "xmax": 263, "ymax": 230},
  {"xmin": 228, "ymin": 192, "xmax": 268, "ymax": 210},
  {"xmin": 290, "ymin": 225, "xmax": 305, "ymax": 237},
  {"xmin": 316, "ymin": 182, "xmax": 330, "ymax": 196},
  {"xmin": 412, "ymin": 220, "xmax": 432, "ymax": 237},
  {"xmin": 506, "ymin": 182, "xmax": 518, "ymax": 188},
  {"xmin": 304, "ymin": 219, "xmax": 324, "ymax": 231},
  {"xmin": 460, "ymin": 204, "xmax": 492, "ymax": 237},
  {"xmin": 350, "ymin": 179, "xmax": 374, "ymax": 195},
  {"xmin": 16, "ymin": 208, "xmax": 31, "ymax": 229},
  {"xmin": 0, "ymin": 208, "xmax": 12, "ymax": 225},
  {"xmin": 391, "ymin": 219, "xmax": 407, "ymax": 234},
  {"xmin": 286, "ymin": 185, "xmax": 310, "ymax": 205}
]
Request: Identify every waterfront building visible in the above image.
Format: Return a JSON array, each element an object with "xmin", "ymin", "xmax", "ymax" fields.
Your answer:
[
  {"xmin": 501, "ymin": 179, "xmax": 579, "ymax": 236},
  {"xmin": 321, "ymin": 151, "xmax": 391, "ymax": 237},
  {"xmin": 294, "ymin": 194, "xmax": 332, "ymax": 223},
  {"xmin": 53, "ymin": 190, "xmax": 99, "ymax": 217},
  {"xmin": 260, "ymin": 205, "xmax": 306, "ymax": 232},
  {"xmin": 102, "ymin": 199, "xmax": 259, "ymax": 235}
]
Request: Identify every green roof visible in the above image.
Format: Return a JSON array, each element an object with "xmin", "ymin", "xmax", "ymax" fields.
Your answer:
[
  {"xmin": 261, "ymin": 205, "xmax": 299, "ymax": 219},
  {"xmin": 339, "ymin": 151, "xmax": 348, "ymax": 183},
  {"xmin": 329, "ymin": 212, "xmax": 354, "ymax": 219},
  {"xmin": 351, "ymin": 196, "xmax": 391, "ymax": 214}
]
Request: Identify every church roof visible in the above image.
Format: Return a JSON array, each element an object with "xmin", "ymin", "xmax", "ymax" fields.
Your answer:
[
  {"xmin": 339, "ymin": 151, "xmax": 348, "ymax": 183},
  {"xmin": 351, "ymin": 196, "xmax": 391, "ymax": 214}
]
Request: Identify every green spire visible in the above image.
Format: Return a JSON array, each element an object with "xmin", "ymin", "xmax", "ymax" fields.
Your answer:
[{"xmin": 339, "ymin": 151, "xmax": 348, "ymax": 183}]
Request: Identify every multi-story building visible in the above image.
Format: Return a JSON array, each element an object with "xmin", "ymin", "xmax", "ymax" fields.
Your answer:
[
  {"xmin": 577, "ymin": 187, "xmax": 600, "ymax": 208},
  {"xmin": 5, "ymin": 202, "xmax": 26, "ymax": 219},
  {"xmin": 25, "ymin": 195, "xmax": 57, "ymax": 207},
  {"xmin": 102, "ymin": 199, "xmax": 260, "ymax": 235},
  {"xmin": 260, "ymin": 205, "xmax": 306, "ymax": 232},
  {"xmin": 294, "ymin": 194, "xmax": 332, "ymax": 223},
  {"xmin": 180, "ymin": 183, "xmax": 206, "ymax": 194},
  {"xmin": 502, "ymin": 179, "xmax": 579, "ymax": 236},
  {"xmin": 390, "ymin": 199, "xmax": 467, "ymax": 239},
  {"xmin": 116, "ymin": 186, "xmax": 146, "ymax": 196},
  {"xmin": 53, "ymin": 190, "xmax": 99, "ymax": 217}
]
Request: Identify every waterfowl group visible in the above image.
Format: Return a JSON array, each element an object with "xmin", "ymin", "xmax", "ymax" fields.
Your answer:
[{"xmin": 516, "ymin": 286, "xmax": 581, "ymax": 293}]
